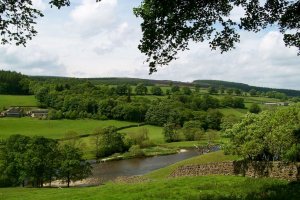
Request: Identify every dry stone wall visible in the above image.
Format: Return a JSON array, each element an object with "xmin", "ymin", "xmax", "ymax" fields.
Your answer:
[{"xmin": 170, "ymin": 161, "xmax": 300, "ymax": 181}]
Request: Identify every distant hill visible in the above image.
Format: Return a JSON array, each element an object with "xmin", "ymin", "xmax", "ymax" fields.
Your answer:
[
  {"xmin": 30, "ymin": 75, "xmax": 300, "ymax": 97},
  {"xmin": 193, "ymin": 80, "xmax": 300, "ymax": 97},
  {"xmin": 84, "ymin": 77, "xmax": 194, "ymax": 87},
  {"xmin": 31, "ymin": 76, "xmax": 193, "ymax": 87}
]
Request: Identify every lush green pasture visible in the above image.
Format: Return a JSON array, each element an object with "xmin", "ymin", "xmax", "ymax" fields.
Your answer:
[
  {"xmin": 0, "ymin": 118, "xmax": 137, "ymax": 139},
  {"xmin": 1, "ymin": 176, "xmax": 298, "ymax": 200},
  {"xmin": 119, "ymin": 125, "xmax": 164, "ymax": 143},
  {"xmin": 0, "ymin": 95, "xmax": 37, "ymax": 110},
  {"xmin": 146, "ymin": 151, "xmax": 239, "ymax": 179},
  {"xmin": 218, "ymin": 108, "xmax": 247, "ymax": 117}
]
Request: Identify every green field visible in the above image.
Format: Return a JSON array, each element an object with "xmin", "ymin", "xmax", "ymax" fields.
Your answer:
[
  {"xmin": 218, "ymin": 108, "xmax": 248, "ymax": 117},
  {"xmin": 1, "ymin": 176, "xmax": 298, "ymax": 200},
  {"xmin": 119, "ymin": 125, "xmax": 164, "ymax": 143},
  {"xmin": 0, "ymin": 95, "xmax": 37, "ymax": 110},
  {"xmin": 0, "ymin": 118, "xmax": 137, "ymax": 139}
]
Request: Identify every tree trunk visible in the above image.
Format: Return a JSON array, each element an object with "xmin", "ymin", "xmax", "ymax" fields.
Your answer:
[{"xmin": 67, "ymin": 176, "xmax": 70, "ymax": 188}]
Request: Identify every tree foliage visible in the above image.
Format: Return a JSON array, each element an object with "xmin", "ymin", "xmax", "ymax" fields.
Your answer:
[
  {"xmin": 94, "ymin": 126, "xmax": 126, "ymax": 158},
  {"xmin": 249, "ymin": 103, "xmax": 262, "ymax": 114},
  {"xmin": 150, "ymin": 86, "xmax": 163, "ymax": 96},
  {"xmin": 163, "ymin": 122, "xmax": 180, "ymax": 142},
  {"xmin": 225, "ymin": 104, "xmax": 300, "ymax": 162},
  {"xmin": 59, "ymin": 144, "xmax": 91, "ymax": 187},
  {"xmin": 134, "ymin": 0, "xmax": 300, "ymax": 72},
  {"xmin": 182, "ymin": 120, "xmax": 205, "ymax": 141},
  {"xmin": 0, "ymin": 135, "xmax": 91, "ymax": 187},
  {"xmin": 0, "ymin": 70, "xmax": 30, "ymax": 95},
  {"xmin": 135, "ymin": 83, "xmax": 148, "ymax": 95}
]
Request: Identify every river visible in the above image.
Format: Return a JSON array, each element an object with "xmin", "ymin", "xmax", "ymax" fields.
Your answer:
[{"xmin": 91, "ymin": 149, "xmax": 201, "ymax": 183}]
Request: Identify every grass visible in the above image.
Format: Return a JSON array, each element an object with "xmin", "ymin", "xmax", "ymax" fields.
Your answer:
[
  {"xmin": 218, "ymin": 108, "xmax": 248, "ymax": 118},
  {"xmin": 146, "ymin": 151, "xmax": 239, "ymax": 179},
  {"xmin": 0, "ymin": 118, "xmax": 137, "ymax": 139},
  {"xmin": 1, "ymin": 176, "xmax": 299, "ymax": 200},
  {"xmin": 0, "ymin": 95, "xmax": 37, "ymax": 110},
  {"xmin": 119, "ymin": 125, "xmax": 164, "ymax": 144}
]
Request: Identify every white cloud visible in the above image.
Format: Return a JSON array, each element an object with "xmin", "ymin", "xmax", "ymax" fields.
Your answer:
[
  {"xmin": 0, "ymin": 45, "xmax": 66, "ymax": 76},
  {"xmin": 70, "ymin": 0, "xmax": 118, "ymax": 37},
  {"xmin": 92, "ymin": 22, "xmax": 132, "ymax": 55},
  {"xmin": 32, "ymin": 0, "xmax": 47, "ymax": 11},
  {"xmin": 1, "ymin": 0, "xmax": 300, "ymax": 90},
  {"xmin": 259, "ymin": 31, "xmax": 298, "ymax": 61},
  {"xmin": 134, "ymin": 31, "xmax": 300, "ymax": 90}
]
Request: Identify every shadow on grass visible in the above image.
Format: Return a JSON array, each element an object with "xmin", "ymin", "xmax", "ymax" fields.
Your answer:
[
  {"xmin": 244, "ymin": 181, "xmax": 300, "ymax": 200},
  {"xmin": 189, "ymin": 181, "xmax": 300, "ymax": 200}
]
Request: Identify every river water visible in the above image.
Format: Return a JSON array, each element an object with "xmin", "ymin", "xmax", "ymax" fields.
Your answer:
[{"xmin": 91, "ymin": 149, "xmax": 201, "ymax": 182}]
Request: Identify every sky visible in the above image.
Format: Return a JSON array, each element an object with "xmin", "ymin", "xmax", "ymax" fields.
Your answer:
[{"xmin": 0, "ymin": 0, "xmax": 299, "ymax": 90}]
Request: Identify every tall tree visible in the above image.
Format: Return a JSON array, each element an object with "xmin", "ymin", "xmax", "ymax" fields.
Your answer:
[
  {"xmin": 135, "ymin": 83, "xmax": 148, "ymax": 95},
  {"xmin": 163, "ymin": 122, "xmax": 180, "ymax": 142},
  {"xmin": 150, "ymin": 86, "xmax": 163, "ymax": 96},
  {"xmin": 0, "ymin": 135, "xmax": 31, "ymax": 186},
  {"xmin": 58, "ymin": 144, "xmax": 91, "ymax": 188},
  {"xmin": 24, "ymin": 137, "xmax": 59, "ymax": 187}
]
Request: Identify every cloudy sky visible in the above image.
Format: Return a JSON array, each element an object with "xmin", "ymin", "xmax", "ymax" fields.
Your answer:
[{"xmin": 0, "ymin": 0, "xmax": 299, "ymax": 90}]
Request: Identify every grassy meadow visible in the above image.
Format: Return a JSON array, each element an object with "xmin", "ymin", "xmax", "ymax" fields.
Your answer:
[
  {"xmin": 0, "ymin": 95, "xmax": 37, "ymax": 110},
  {"xmin": 0, "ymin": 117, "xmax": 137, "ymax": 139},
  {"xmin": 1, "ymin": 176, "xmax": 298, "ymax": 200},
  {"xmin": 119, "ymin": 125, "xmax": 164, "ymax": 144}
]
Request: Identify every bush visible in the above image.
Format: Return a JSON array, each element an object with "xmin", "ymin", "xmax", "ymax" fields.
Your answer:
[
  {"xmin": 249, "ymin": 103, "xmax": 261, "ymax": 114},
  {"xmin": 94, "ymin": 126, "xmax": 125, "ymax": 158},
  {"xmin": 128, "ymin": 128, "xmax": 153, "ymax": 148},
  {"xmin": 163, "ymin": 123, "xmax": 181, "ymax": 142},
  {"xmin": 128, "ymin": 145, "xmax": 145, "ymax": 157},
  {"xmin": 182, "ymin": 121, "xmax": 205, "ymax": 141}
]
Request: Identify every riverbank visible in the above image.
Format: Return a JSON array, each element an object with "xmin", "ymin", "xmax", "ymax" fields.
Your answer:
[
  {"xmin": 28, "ymin": 147, "xmax": 221, "ymax": 188},
  {"xmin": 96, "ymin": 143, "xmax": 221, "ymax": 163},
  {"xmin": 3, "ymin": 152, "xmax": 299, "ymax": 200}
]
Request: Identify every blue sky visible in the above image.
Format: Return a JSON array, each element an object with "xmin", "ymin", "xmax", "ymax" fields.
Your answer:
[{"xmin": 0, "ymin": 0, "xmax": 299, "ymax": 90}]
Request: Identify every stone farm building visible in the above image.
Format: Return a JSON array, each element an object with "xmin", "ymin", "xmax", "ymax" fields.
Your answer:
[
  {"xmin": 1, "ymin": 107, "xmax": 23, "ymax": 117},
  {"xmin": 28, "ymin": 109, "xmax": 48, "ymax": 118},
  {"xmin": 264, "ymin": 102, "xmax": 289, "ymax": 106}
]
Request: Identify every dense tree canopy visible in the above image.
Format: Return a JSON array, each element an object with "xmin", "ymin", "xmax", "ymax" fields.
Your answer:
[
  {"xmin": 0, "ymin": 135, "xmax": 91, "ymax": 187},
  {"xmin": 1, "ymin": 1, "xmax": 299, "ymax": 72},
  {"xmin": 225, "ymin": 103, "xmax": 300, "ymax": 162},
  {"xmin": 0, "ymin": 70, "xmax": 30, "ymax": 95}
]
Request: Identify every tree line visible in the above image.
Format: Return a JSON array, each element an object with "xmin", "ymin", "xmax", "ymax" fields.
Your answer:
[
  {"xmin": 29, "ymin": 79, "xmax": 249, "ymax": 132},
  {"xmin": 0, "ymin": 70, "xmax": 30, "ymax": 95},
  {"xmin": 194, "ymin": 80, "xmax": 299, "ymax": 97}
]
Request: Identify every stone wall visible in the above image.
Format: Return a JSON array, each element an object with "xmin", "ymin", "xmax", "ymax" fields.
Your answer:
[{"xmin": 170, "ymin": 161, "xmax": 300, "ymax": 181}]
